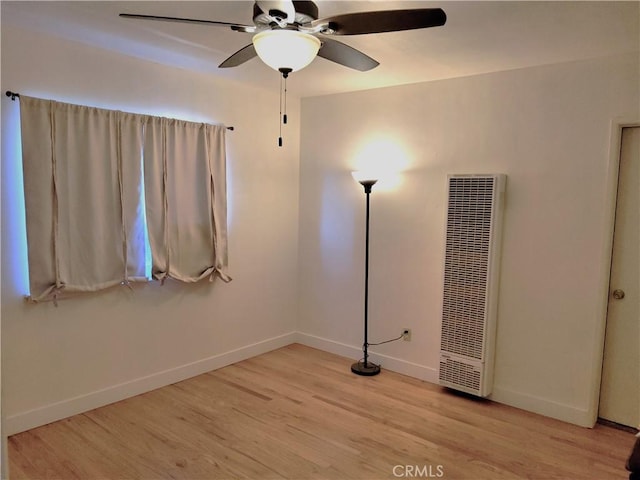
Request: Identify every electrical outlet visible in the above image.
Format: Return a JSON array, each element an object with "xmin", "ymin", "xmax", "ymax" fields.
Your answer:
[{"xmin": 402, "ymin": 328, "xmax": 411, "ymax": 341}]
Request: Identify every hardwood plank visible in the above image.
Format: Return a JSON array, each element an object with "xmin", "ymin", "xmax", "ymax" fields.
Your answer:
[
  {"xmin": 8, "ymin": 344, "xmax": 635, "ymax": 479},
  {"xmin": 8, "ymin": 431, "xmax": 83, "ymax": 480}
]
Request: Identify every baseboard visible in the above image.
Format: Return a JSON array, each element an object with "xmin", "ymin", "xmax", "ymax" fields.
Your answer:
[
  {"xmin": 5, "ymin": 331, "xmax": 594, "ymax": 435},
  {"xmin": 490, "ymin": 386, "xmax": 595, "ymax": 427},
  {"xmin": 295, "ymin": 332, "xmax": 439, "ymax": 383},
  {"xmin": 296, "ymin": 333, "xmax": 593, "ymax": 427},
  {"xmin": 4, "ymin": 332, "xmax": 297, "ymax": 436}
]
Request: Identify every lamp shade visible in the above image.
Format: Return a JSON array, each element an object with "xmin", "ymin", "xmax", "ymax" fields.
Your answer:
[
  {"xmin": 352, "ymin": 171, "xmax": 379, "ymax": 185},
  {"xmin": 253, "ymin": 30, "xmax": 321, "ymax": 72}
]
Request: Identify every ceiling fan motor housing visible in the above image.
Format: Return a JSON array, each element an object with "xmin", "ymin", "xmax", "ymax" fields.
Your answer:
[{"xmin": 252, "ymin": 1, "xmax": 319, "ymax": 27}]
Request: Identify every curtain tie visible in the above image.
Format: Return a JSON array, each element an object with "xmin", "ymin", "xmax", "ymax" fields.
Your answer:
[{"xmin": 51, "ymin": 285, "xmax": 65, "ymax": 307}]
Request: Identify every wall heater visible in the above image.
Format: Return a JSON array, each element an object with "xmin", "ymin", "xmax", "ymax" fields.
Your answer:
[{"xmin": 439, "ymin": 174, "xmax": 506, "ymax": 397}]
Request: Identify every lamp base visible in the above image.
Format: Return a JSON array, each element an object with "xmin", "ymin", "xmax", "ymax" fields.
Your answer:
[{"xmin": 351, "ymin": 360, "xmax": 381, "ymax": 376}]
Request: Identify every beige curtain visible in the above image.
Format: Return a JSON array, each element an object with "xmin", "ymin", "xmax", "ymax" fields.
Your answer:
[
  {"xmin": 19, "ymin": 96, "xmax": 230, "ymax": 302},
  {"xmin": 143, "ymin": 117, "xmax": 230, "ymax": 283}
]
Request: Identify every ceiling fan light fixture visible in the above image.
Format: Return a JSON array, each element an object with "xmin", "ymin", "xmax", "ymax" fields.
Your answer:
[{"xmin": 252, "ymin": 30, "xmax": 321, "ymax": 72}]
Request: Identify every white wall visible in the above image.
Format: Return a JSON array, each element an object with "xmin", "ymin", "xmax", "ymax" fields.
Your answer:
[
  {"xmin": 1, "ymin": 23, "xmax": 637, "ymax": 451},
  {"xmin": 1, "ymin": 25, "xmax": 301, "ymax": 434},
  {"xmin": 297, "ymin": 53, "xmax": 639, "ymax": 426}
]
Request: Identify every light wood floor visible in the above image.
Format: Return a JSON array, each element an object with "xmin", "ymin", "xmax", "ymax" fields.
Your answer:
[{"xmin": 8, "ymin": 344, "xmax": 635, "ymax": 479}]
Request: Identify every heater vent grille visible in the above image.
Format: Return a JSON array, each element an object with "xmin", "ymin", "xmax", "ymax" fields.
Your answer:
[
  {"xmin": 441, "ymin": 176, "xmax": 495, "ymax": 359},
  {"xmin": 439, "ymin": 174, "xmax": 505, "ymax": 397},
  {"xmin": 439, "ymin": 355, "xmax": 482, "ymax": 393}
]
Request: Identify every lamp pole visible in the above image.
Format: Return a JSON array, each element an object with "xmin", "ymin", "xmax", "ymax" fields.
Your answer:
[{"xmin": 351, "ymin": 178, "xmax": 381, "ymax": 376}]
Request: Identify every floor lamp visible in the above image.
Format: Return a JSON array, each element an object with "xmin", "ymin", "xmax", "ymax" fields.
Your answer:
[{"xmin": 351, "ymin": 171, "xmax": 381, "ymax": 376}]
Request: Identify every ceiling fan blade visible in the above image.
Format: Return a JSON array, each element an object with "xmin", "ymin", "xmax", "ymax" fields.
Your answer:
[
  {"xmin": 317, "ymin": 38, "xmax": 379, "ymax": 71},
  {"xmin": 256, "ymin": 0, "xmax": 296, "ymax": 23},
  {"xmin": 312, "ymin": 8, "xmax": 446, "ymax": 35},
  {"xmin": 119, "ymin": 13, "xmax": 256, "ymax": 33},
  {"xmin": 218, "ymin": 44, "xmax": 258, "ymax": 68}
]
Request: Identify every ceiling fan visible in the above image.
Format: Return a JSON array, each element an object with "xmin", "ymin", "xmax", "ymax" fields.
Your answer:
[{"xmin": 120, "ymin": 1, "xmax": 447, "ymax": 75}]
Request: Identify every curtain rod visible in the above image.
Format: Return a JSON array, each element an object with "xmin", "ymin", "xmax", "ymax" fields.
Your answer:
[{"xmin": 5, "ymin": 91, "xmax": 234, "ymax": 131}]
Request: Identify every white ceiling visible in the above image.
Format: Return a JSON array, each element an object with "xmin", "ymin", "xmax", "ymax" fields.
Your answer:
[{"xmin": 2, "ymin": 1, "xmax": 638, "ymax": 98}]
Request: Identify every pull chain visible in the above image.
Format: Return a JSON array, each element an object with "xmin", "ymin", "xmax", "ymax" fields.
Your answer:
[
  {"xmin": 279, "ymin": 74, "xmax": 283, "ymax": 147},
  {"xmin": 278, "ymin": 68, "xmax": 292, "ymax": 147},
  {"xmin": 283, "ymin": 74, "xmax": 288, "ymax": 126}
]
